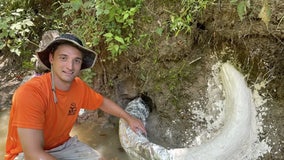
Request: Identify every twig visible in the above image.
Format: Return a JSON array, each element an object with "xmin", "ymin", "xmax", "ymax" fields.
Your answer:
[
  {"xmin": 25, "ymin": 38, "xmax": 39, "ymax": 47},
  {"xmin": 189, "ymin": 57, "xmax": 202, "ymax": 65}
]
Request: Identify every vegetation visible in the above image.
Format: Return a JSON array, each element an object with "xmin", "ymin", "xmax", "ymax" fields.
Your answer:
[
  {"xmin": 230, "ymin": 0, "xmax": 271, "ymax": 27},
  {"xmin": 0, "ymin": 0, "xmax": 215, "ymax": 62},
  {"xmin": 0, "ymin": 1, "xmax": 37, "ymax": 68},
  {"xmin": 0, "ymin": 0, "xmax": 273, "ymax": 83},
  {"xmin": 57, "ymin": 0, "xmax": 144, "ymax": 60},
  {"xmin": 168, "ymin": 0, "xmax": 210, "ymax": 36}
]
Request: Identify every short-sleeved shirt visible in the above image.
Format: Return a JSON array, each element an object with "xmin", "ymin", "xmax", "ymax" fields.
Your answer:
[{"xmin": 5, "ymin": 72, "xmax": 103, "ymax": 160}]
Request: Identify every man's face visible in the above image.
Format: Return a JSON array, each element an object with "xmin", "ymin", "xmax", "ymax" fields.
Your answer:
[{"xmin": 49, "ymin": 44, "xmax": 82, "ymax": 87}]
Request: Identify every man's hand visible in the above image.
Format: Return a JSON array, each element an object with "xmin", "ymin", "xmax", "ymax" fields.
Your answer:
[
  {"xmin": 99, "ymin": 97, "xmax": 147, "ymax": 135},
  {"xmin": 126, "ymin": 115, "xmax": 147, "ymax": 135}
]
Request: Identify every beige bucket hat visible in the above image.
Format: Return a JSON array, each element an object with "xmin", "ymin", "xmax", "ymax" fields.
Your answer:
[{"xmin": 36, "ymin": 33, "xmax": 97, "ymax": 70}]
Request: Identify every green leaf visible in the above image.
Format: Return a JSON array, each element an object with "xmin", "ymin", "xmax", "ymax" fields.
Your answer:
[
  {"xmin": 115, "ymin": 16, "xmax": 124, "ymax": 23},
  {"xmin": 123, "ymin": 13, "xmax": 129, "ymax": 20},
  {"xmin": 237, "ymin": 1, "xmax": 246, "ymax": 21},
  {"xmin": 3, "ymin": 30, "xmax": 8, "ymax": 37},
  {"xmin": 23, "ymin": 19, "xmax": 34, "ymax": 26},
  {"xmin": 155, "ymin": 27, "xmax": 163, "ymax": 36},
  {"xmin": 129, "ymin": 7, "xmax": 137, "ymax": 15},
  {"xmin": 16, "ymin": 9, "xmax": 24, "ymax": 12},
  {"xmin": 11, "ymin": 12, "xmax": 21, "ymax": 16},
  {"xmin": 114, "ymin": 36, "xmax": 125, "ymax": 44},
  {"xmin": 10, "ymin": 48, "xmax": 21, "ymax": 56},
  {"xmin": 71, "ymin": 0, "xmax": 82, "ymax": 11},
  {"xmin": 104, "ymin": 9, "xmax": 110, "ymax": 15},
  {"xmin": 113, "ymin": 44, "xmax": 119, "ymax": 52},
  {"xmin": 72, "ymin": 18, "xmax": 81, "ymax": 25},
  {"xmin": 0, "ymin": 22, "xmax": 8, "ymax": 30},
  {"xmin": 83, "ymin": 1, "xmax": 95, "ymax": 9},
  {"xmin": 63, "ymin": 9, "xmax": 74, "ymax": 17},
  {"xmin": 104, "ymin": 33, "xmax": 114, "ymax": 43},
  {"xmin": 0, "ymin": 42, "xmax": 5, "ymax": 50},
  {"xmin": 9, "ymin": 31, "xmax": 16, "ymax": 38},
  {"xmin": 10, "ymin": 22, "xmax": 22, "ymax": 30},
  {"xmin": 23, "ymin": 28, "xmax": 30, "ymax": 33},
  {"xmin": 96, "ymin": 7, "xmax": 103, "ymax": 16},
  {"xmin": 258, "ymin": 0, "xmax": 271, "ymax": 28},
  {"xmin": 103, "ymin": 32, "xmax": 113, "ymax": 38},
  {"xmin": 108, "ymin": 43, "xmax": 119, "ymax": 54}
]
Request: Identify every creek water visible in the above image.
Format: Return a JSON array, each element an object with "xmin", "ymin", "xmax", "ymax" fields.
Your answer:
[
  {"xmin": 0, "ymin": 109, "xmax": 130, "ymax": 160},
  {"xmin": 0, "ymin": 109, "xmax": 9, "ymax": 158}
]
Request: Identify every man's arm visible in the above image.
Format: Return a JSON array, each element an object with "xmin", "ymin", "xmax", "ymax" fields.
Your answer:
[
  {"xmin": 17, "ymin": 128, "xmax": 56, "ymax": 160},
  {"xmin": 99, "ymin": 97, "xmax": 147, "ymax": 134}
]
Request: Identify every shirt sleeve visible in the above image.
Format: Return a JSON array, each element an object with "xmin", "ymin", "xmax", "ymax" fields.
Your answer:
[
  {"xmin": 77, "ymin": 78, "xmax": 104, "ymax": 110},
  {"xmin": 12, "ymin": 84, "xmax": 46, "ymax": 130}
]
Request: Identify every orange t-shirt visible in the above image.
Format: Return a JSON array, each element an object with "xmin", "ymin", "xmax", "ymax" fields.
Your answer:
[{"xmin": 5, "ymin": 73, "xmax": 103, "ymax": 160}]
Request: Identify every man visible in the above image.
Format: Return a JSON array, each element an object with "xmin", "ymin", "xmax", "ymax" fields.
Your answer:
[{"xmin": 5, "ymin": 33, "xmax": 146, "ymax": 160}]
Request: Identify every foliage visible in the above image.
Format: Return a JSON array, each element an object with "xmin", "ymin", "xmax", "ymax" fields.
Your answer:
[
  {"xmin": 57, "ymin": 0, "xmax": 143, "ymax": 60},
  {"xmin": 80, "ymin": 68, "xmax": 96, "ymax": 87},
  {"xmin": 0, "ymin": 0, "xmax": 40, "ymax": 69},
  {"xmin": 258, "ymin": 0, "xmax": 271, "ymax": 28},
  {"xmin": 0, "ymin": 0, "xmax": 213, "ymax": 65},
  {"xmin": 0, "ymin": 7, "xmax": 35, "ymax": 56},
  {"xmin": 230, "ymin": 0, "xmax": 271, "ymax": 27},
  {"xmin": 167, "ymin": 0, "xmax": 211, "ymax": 36},
  {"xmin": 229, "ymin": 0, "xmax": 250, "ymax": 21}
]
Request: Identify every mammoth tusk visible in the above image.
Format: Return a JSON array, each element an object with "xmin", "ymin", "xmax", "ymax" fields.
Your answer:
[{"xmin": 119, "ymin": 63, "xmax": 266, "ymax": 160}]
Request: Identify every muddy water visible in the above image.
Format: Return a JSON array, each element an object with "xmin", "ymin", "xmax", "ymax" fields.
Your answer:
[
  {"xmin": 0, "ymin": 109, "xmax": 9, "ymax": 158},
  {"xmin": 0, "ymin": 109, "xmax": 129, "ymax": 160},
  {"xmin": 70, "ymin": 122, "xmax": 130, "ymax": 160}
]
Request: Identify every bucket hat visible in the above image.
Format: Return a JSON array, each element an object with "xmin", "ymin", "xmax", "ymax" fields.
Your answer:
[{"xmin": 36, "ymin": 33, "xmax": 97, "ymax": 70}]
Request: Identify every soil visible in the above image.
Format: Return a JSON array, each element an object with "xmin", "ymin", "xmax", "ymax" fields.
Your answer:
[{"xmin": 0, "ymin": 0, "xmax": 283, "ymax": 159}]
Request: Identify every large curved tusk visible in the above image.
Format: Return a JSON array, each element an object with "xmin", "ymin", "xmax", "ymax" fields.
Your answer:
[
  {"xmin": 119, "ymin": 63, "xmax": 257, "ymax": 160},
  {"xmin": 169, "ymin": 63, "xmax": 256, "ymax": 160}
]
